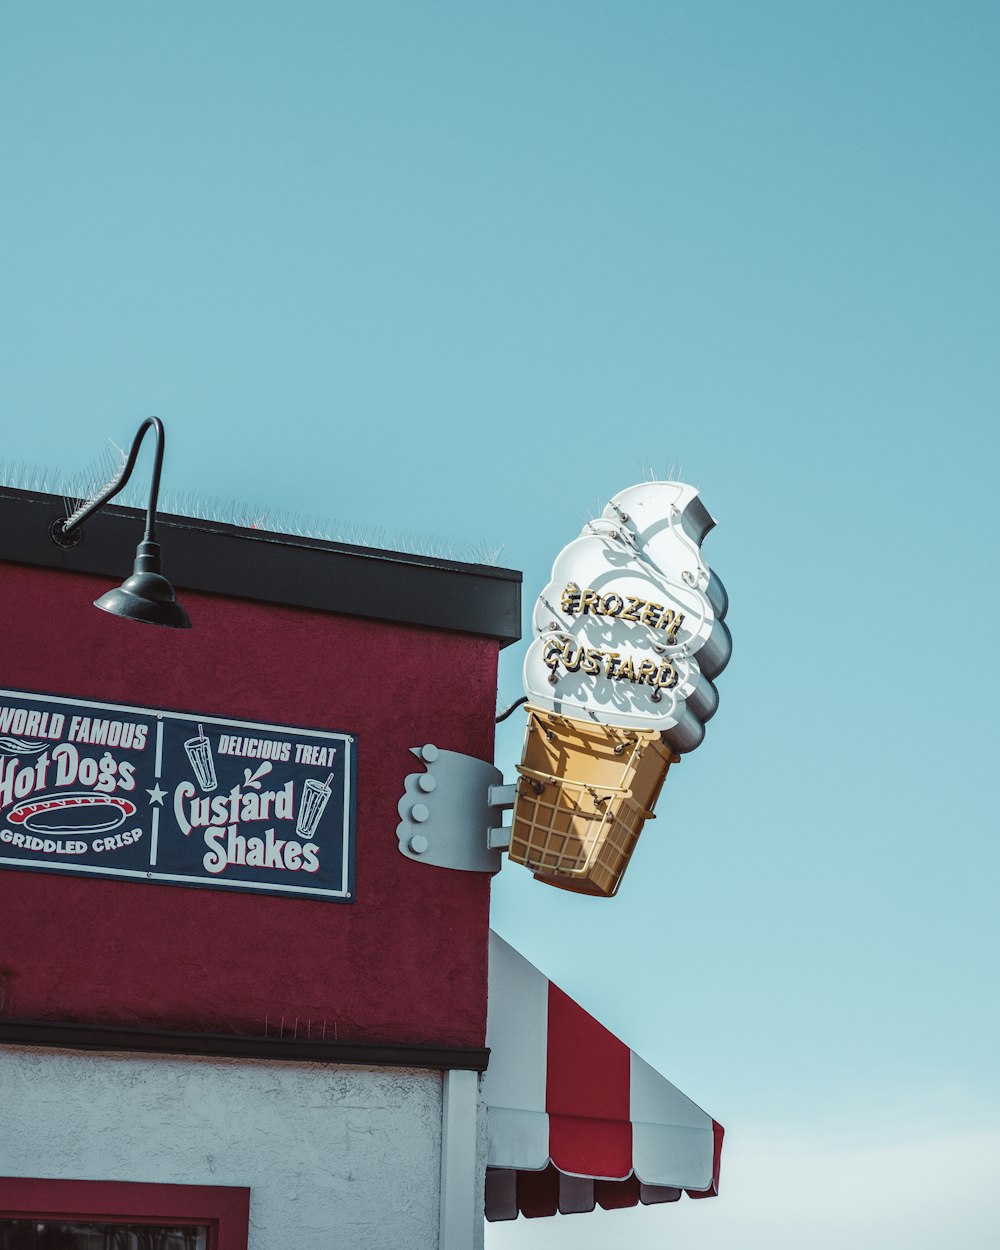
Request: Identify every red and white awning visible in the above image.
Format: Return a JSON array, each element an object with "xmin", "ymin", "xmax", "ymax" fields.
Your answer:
[{"xmin": 484, "ymin": 931, "xmax": 723, "ymax": 1221}]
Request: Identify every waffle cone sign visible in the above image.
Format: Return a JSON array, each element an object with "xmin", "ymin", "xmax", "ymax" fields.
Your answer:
[
  {"xmin": 509, "ymin": 707, "xmax": 678, "ymax": 896},
  {"xmin": 513, "ymin": 481, "xmax": 731, "ymax": 895}
]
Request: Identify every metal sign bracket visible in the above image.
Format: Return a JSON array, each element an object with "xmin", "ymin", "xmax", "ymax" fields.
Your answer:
[{"xmin": 396, "ymin": 746, "xmax": 515, "ymax": 873}]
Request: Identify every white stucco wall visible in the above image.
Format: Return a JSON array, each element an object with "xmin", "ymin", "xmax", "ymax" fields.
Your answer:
[{"xmin": 0, "ymin": 1045, "xmax": 465, "ymax": 1250}]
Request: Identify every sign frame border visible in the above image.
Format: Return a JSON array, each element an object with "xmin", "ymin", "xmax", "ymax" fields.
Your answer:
[{"xmin": 0, "ymin": 686, "xmax": 358, "ymax": 903}]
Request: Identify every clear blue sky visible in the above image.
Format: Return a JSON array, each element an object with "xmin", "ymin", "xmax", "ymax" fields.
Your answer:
[{"xmin": 2, "ymin": 3, "xmax": 998, "ymax": 1245}]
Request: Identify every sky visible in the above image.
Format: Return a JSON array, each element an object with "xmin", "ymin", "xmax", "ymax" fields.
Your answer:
[{"xmin": 2, "ymin": 2, "xmax": 998, "ymax": 1245}]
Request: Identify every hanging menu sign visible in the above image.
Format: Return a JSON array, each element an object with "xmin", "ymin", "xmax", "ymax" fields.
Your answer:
[{"xmin": 0, "ymin": 689, "xmax": 355, "ymax": 902}]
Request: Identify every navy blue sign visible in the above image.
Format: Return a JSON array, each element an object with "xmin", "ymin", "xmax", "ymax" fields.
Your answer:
[{"xmin": 0, "ymin": 689, "xmax": 355, "ymax": 901}]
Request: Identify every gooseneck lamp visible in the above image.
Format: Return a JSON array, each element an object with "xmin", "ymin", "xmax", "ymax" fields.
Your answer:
[{"xmin": 52, "ymin": 417, "xmax": 191, "ymax": 629}]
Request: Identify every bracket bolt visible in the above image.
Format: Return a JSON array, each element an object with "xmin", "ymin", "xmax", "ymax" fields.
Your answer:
[
  {"xmin": 411, "ymin": 803, "xmax": 430, "ymax": 823},
  {"xmin": 418, "ymin": 774, "xmax": 437, "ymax": 793},
  {"xmin": 409, "ymin": 834, "xmax": 429, "ymax": 854},
  {"xmin": 420, "ymin": 744, "xmax": 439, "ymax": 762}
]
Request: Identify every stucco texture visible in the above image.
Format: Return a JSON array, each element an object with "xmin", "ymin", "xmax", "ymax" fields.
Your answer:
[
  {"xmin": 0, "ymin": 1046, "xmax": 446, "ymax": 1249},
  {"xmin": 0, "ymin": 563, "xmax": 498, "ymax": 1047}
]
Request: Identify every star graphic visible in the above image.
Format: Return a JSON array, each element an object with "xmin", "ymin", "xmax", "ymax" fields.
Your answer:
[{"xmin": 146, "ymin": 783, "xmax": 167, "ymax": 806}]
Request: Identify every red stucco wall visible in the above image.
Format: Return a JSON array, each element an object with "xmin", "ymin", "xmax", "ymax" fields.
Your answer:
[{"xmin": 0, "ymin": 562, "xmax": 498, "ymax": 1047}]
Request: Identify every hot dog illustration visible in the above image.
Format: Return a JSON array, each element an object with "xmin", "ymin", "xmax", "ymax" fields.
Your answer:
[{"xmin": 6, "ymin": 793, "xmax": 137, "ymax": 834}]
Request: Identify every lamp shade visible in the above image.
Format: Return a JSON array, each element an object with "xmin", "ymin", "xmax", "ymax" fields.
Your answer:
[{"xmin": 94, "ymin": 540, "xmax": 191, "ymax": 629}]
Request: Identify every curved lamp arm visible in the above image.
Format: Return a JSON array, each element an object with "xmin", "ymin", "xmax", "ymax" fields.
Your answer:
[{"xmin": 59, "ymin": 416, "xmax": 165, "ymax": 543}]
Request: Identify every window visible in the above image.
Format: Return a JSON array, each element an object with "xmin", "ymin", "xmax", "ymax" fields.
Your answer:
[
  {"xmin": 0, "ymin": 1221, "xmax": 207, "ymax": 1249},
  {"xmin": 0, "ymin": 1181, "xmax": 249, "ymax": 1250}
]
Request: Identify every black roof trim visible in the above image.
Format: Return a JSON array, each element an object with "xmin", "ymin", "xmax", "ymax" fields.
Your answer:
[
  {"xmin": 0, "ymin": 488, "xmax": 522, "ymax": 647},
  {"xmin": 0, "ymin": 1018, "xmax": 490, "ymax": 1072}
]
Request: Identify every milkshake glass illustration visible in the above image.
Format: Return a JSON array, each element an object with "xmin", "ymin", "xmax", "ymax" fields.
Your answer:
[
  {"xmin": 184, "ymin": 724, "xmax": 217, "ymax": 792},
  {"xmin": 297, "ymin": 771, "xmax": 334, "ymax": 839}
]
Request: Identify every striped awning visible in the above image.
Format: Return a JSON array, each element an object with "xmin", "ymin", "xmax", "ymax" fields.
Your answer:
[{"xmin": 484, "ymin": 931, "xmax": 723, "ymax": 1221}]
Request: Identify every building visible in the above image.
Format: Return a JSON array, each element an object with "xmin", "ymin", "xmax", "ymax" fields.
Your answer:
[{"xmin": 0, "ymin": 483, "xmax": 720, "ymax": 1248}]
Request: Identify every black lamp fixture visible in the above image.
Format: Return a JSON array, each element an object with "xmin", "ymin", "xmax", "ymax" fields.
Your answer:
[{"xmin": 51, "ymin": 417, "xmax": 191, "ymax": 629}]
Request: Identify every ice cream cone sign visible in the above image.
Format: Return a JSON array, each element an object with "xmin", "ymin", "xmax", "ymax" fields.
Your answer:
[{"xmin": 511, "ymin": 480, "xmax": 731, "ymax": 897}]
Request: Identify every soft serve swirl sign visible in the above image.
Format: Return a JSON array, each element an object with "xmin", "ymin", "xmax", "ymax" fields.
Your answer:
[{"xmin": 522, "ymin": 481, "xmax": 731, "ymax": 752}]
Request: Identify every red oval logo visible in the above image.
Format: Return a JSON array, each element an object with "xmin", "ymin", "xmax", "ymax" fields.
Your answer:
[{"xmin": 7, "ymin": 793, "xmax": 137, "ymax": 834}]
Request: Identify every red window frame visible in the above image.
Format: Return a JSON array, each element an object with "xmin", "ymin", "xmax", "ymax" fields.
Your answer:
[{"xmin": 0, "ymin": 1178, "xmax": 250, "ymax": 1250}]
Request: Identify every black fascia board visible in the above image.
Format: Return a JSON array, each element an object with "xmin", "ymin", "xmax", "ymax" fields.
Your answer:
[
  {"xmin": 0, "ymin": 488, "xmax": 522, "ymax": 648},
  {"xmin": 0, "ymin": 1018, "xmax": 490, "ymax": 1072}
]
